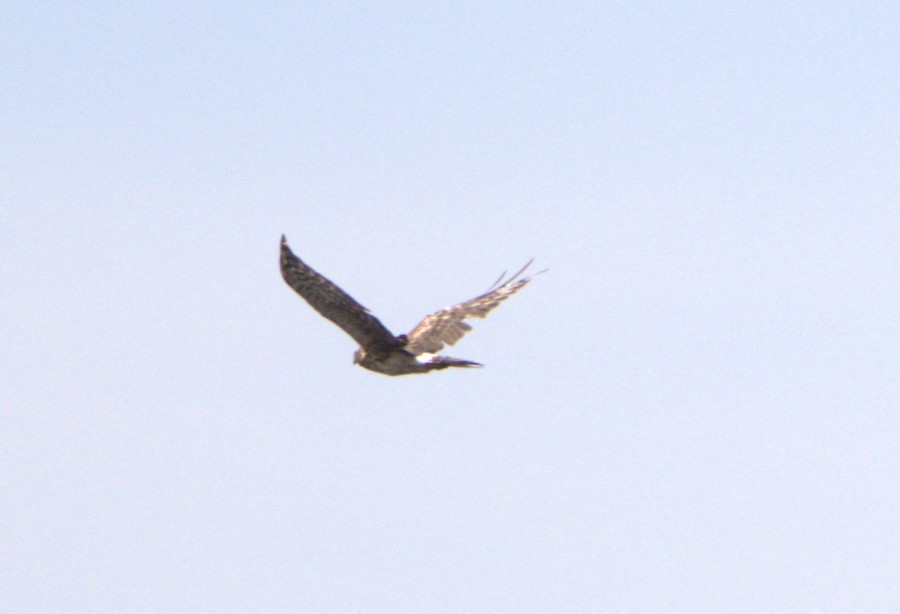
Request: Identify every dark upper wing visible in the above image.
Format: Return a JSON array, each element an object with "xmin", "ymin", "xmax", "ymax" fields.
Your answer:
[
  {"xmin": 280, "ymin": 235, "xmax": 397, "ymax": 352},
  {"xmin": 403, "ymin": 260, "xmax": 543, "ymax": 356}
]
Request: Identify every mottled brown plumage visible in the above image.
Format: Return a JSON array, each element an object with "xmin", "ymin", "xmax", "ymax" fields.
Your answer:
[{"xmin": 279, "ymin": 235, "xmax": 541, "ymax": 376}]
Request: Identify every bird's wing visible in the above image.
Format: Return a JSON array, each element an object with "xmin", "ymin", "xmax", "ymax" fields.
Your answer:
[
  {"xmin": 403, "ymin": 260, "xmax": 543, "ymax": 356},
  {"xmin": 280, "ymin": 236, "xmax": 397, "ymax": 352}
]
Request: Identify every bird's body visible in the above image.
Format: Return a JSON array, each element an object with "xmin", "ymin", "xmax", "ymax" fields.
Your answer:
[
  {"xmin": 352, "ymin": 346, "xmax": 481, "ymax": 376},
  {"xmin": 279, "ymin": 235, "xmax": 541, "ymax": 376}
]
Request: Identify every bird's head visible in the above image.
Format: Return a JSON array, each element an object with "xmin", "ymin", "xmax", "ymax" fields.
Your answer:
[{"xmin": 352, "ymin": 348, "xmax": 364, "ymax": 365}]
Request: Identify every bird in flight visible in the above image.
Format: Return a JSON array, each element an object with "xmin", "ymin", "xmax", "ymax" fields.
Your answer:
[{"xmin": 280, "ymin": 235, "xmax": 542, "ymax": 376}]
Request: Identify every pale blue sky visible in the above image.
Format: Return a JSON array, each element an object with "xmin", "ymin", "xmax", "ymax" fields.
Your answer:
[{"xmin": 2, "ymin": 2, "xmax": 898, "ymax": 612}]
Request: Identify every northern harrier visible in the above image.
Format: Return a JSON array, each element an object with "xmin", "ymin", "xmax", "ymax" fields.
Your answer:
[{"xmin": 280, "ymin": 235, "xmax": 542, "ymax": 376}]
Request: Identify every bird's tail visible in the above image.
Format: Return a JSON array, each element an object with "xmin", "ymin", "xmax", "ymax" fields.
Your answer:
[{"xmin": 424, "ymin": 356, "xmax": 483, "ymax": 370}]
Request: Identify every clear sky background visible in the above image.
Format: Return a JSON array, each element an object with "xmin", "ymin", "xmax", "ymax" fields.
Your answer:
[{"xmin": 2, "ymin": 2, "xmax": 898, "ymax": 612}]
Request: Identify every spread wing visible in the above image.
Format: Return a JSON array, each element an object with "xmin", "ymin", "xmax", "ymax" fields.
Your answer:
[
  {"xmin": 403, "ymin": 260, "xmax": 543, "ymax": 356},
  {"xmin": 280, "ymin": 236, "xmax": 397, "ymax": 352}
]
